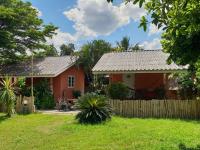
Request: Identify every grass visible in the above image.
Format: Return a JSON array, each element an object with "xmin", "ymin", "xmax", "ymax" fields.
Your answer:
[{"xmin": 0, "ymin": 113, "xmax": 200, "ymax": 150}]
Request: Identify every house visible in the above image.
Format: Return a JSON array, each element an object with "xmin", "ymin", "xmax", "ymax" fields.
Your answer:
[
  {"xmin": 92, "ymin": 50, "xmax": 187, "ymax": 99},
  {"xmin": 0, "ymin": 56, "xmax": 85, "ymax": 102}
]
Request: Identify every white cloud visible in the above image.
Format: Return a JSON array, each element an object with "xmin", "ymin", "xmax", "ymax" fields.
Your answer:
[
  {"xmin": 63, "ymin": 0, "xmax": 145, "ymax": 38},
  {"xmin": 148, "ymin": 24, "xmax": 163, "ymax": 36},
  {"xmin": 46, "ymin": 29, "xmax": 77, "ymax": 50},
  {"xmin": 32, "ymin": 6, "xmax": 42, "ymax": 17},
  {"xmin": 142, "ymin": 38, "xmax": 162, "ymax": 50}
]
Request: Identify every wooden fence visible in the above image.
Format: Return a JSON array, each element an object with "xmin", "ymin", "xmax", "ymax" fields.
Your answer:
[
  {"xmin": 0, "ymin": 96, "xmax": 35, "ymax": 113},
  {"xmin": 109, "ymin": 99, "xmax": 200, "ymax": 119}
]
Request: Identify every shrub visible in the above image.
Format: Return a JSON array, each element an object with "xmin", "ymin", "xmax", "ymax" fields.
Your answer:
[
  {"xmin": 154, "ymin": 86, "xmax": 166, "ymax": 99},
  {"xmin": 34, "ymin": 79, "xmax": 55, "ymax": 109},
  {"xmin": 75, "ymin": 93, "xmax": 111, "ymax": 124},
  {"xmin": 16, "ymin": 77, "xmax": 30, "ymax": 96},
  {"xmin": 72, "ymin": 90, "xmax": 81, "ymax": 98},
  {"xmin": 107, "ymin": 82, "xmax": 129, "ymax": 100}
]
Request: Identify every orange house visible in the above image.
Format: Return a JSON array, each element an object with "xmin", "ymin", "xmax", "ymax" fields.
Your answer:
[
  {"xmin": 92, "ymin": 50, "xmax": 188, "ymax": 99},
  {"xmin": 0, "ymin": 56, "xmax": 85, "ymax": 102}
]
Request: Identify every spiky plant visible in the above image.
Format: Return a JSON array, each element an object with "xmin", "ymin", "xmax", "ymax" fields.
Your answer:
[
  {"xmin": 0, "ymin": 77, "xmax": 16, "ymax": 117},
  {"xmin": 75, "ymin": 93, "xmax": 111, "ymax": 124}
]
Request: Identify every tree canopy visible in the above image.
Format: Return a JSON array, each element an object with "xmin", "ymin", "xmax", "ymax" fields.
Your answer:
[
  {"xmin": 60, "ymin": 43, "xmax": 75, "ymax": 56},
  {"xmin": 116, "ymin": 36, "xmax": 130, "ymax": 51},
  {"xmin": 77, "ymin": 40, "xmax": 113, "ymax": 82},
  {"xmin": 116, "ymin": 36, "xmax": 143, "ymax": 51},
  {"xmin": 34, "ymin": 45, "xmax": 58, "ymax": 57},
  {"xmin": 0, "ymin": 0, "xmax": 57, "ymax": 64},
  {"xmin": 108, "ymin": 0, "xmax": 200, "ymax": 67}
]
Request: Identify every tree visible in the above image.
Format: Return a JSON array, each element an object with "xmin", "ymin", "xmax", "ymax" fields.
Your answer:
[
  {"xmin": 116, "ymin": 36, "xmax": 130, "ymax": 51},
  {"xmin": 60, "ymin": 43, "xmax": 75, "ymax": 56},
  {"xmin": 116, "ymin": 36, "xmax": 143, "ymax": 51},
  {"xmin": 77, "ymin": 40, "xmax": 113, "ymax": 86},
  {"xmin": 35, "ymin": 45, "xmax": 58, "ymax": 57},
  {"xmin": 0, "ymin": 0, "xmax": 57, "ymax": 65},
  {"xmin": 0, "ymin": 77, "xmax": 16, "ymax": 117},
  {"xmin": 108, "ymin": 0, "xmax": 200, "ymax": 67},
  {"xmin": 44, "ymin": 45, "xmax": 58, "ymax": 56},
  {"xmin": 131, "ymin": 43, "xmax": 144, "ymax": 51}
]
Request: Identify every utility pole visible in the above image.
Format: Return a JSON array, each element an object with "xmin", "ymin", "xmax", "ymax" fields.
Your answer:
[{"xmin": 31, "ymin": 50, "xmax": 34, "ymax": 98}]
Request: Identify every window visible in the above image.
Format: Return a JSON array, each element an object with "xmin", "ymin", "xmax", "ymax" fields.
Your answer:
[{"xmin": 68, "ymin": 76, "xmax": 75, "ymax": 88}]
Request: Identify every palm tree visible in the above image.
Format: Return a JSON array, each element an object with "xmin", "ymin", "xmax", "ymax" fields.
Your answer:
[
  {"xmin": 0, "ymin": 77, "xmax": 16, "ymax": 117},
  {"xmin": 116, "ymin": 36, "xmax": 130, "ymax": 51},
  {"xmin": 116, "ymin": 36, "xmax": 143, "ymax": 52}
]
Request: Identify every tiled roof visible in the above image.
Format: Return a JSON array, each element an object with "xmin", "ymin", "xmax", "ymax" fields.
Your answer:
[
  {"xmin": 0, "ymin": 56, "xmax": 77, "ymax": 77},
  {"xmin": 92, "ymin": 50, "xmax": 187, "ymax": 74}
]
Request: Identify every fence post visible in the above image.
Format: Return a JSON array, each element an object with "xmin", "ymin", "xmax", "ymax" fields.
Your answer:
[{"xmin": 120, "ymin": 100, "xmax": 123, "ymax": 115}]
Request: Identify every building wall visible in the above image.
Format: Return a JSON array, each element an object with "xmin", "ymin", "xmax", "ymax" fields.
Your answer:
[
  {"xmin": 109, "ymin": 73, "xmax": 164, "ymax": 89},
  {"xmin": 110, "ymin": 74, "xmax": 123, "ymax": 83},
  {"xmin": 109, "ymin": 73, "xmax": 178, "ymax": 99},
  {"xmin": 53, "ymin": 66, "xmax": 85, "ymax": 101},
  {"xmin": 23, "ymin": 66, "xmax": 85, "ymax": 102},
  {"xmin": 135, "ymin": 73, "xmax": 164, "ymax": 90}
]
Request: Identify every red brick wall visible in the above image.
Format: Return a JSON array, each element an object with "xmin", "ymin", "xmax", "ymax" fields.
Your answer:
[{"xmin": 53, "ymin": 66, "xmax": 85, "ymax": 101}]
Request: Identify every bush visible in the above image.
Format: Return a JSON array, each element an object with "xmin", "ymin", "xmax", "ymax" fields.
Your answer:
[
  {"xmin": 16, "ymin": 77, "xmax": 31, "ymax": 96},
  {"xmin": 75, "ymin": 93, "xmax": 111, "ymax": 124},
  {"xmin": 72, "ymin": 90, "xmax": 81, "ymax": 98},
  {"xmin": 154, "ymin": 86, "xmax": 166, "ymax": 99},
  {"xmin": 107, "ymin": 82, "xmax": 129, "ymax": 100},
  {"xmin": 34, "ymin": 79, "xmax": 55, "ymax": 109}
]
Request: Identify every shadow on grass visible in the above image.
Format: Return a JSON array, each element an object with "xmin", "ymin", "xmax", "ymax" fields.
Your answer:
[
  {"xmin": 179, "ymin": 143, "xmax": 200, "ymax": 150},
  {"xmin": 112, "ymin": 114, "xmax": 200, "ymax": 124},
  {"xmin": 0, "ymin": 114, "xmax": 9, "ymax": 123}
]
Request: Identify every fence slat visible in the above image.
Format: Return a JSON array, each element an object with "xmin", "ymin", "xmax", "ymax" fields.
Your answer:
[{"xmin": 110, "ymin": 99, "xmax": 200, "ymax": 119}]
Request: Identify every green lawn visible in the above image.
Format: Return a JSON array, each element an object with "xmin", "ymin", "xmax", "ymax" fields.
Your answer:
[{"xmin": 0, "ymin": 113, "xmax": 200, "ymax": 150}]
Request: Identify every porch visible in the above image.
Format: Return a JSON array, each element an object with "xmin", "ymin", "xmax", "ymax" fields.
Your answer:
[{"xmin": 109, "ymin": 73, "xmax": 178, "ymax": 100}]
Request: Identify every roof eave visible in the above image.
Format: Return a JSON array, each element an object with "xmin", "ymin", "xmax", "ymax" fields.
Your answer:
[{"xmin": 93, "ymin": 69, "xmax": 187, "ymax": 74}]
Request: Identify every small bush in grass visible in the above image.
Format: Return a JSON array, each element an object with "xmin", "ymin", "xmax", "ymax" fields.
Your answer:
[
  {"xmin": 75, "ymin": 93, "xmax": 111, "ymax": 124},
  {"xmin": 107, "ymin": 82, "xmax": 129, "ymax": 100}
]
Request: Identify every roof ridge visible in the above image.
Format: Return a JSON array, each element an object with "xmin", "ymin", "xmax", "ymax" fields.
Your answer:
[
  {"xmin": 45, "ymin": 55, "xmax": 77, "ymax": 58},
  {"xmin": 104, "ymin": 49, "xmax": 163, "ymax": 55}
]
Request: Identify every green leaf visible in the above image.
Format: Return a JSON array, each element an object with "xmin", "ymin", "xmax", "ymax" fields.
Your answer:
[{"xmin": 139, "ymin": 16, "xmax": 147, "ymax": 31}]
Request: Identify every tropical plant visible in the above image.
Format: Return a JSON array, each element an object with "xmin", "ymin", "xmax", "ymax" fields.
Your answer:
[
  {"xmin": 107, "ymin": 82, "xmax": 129, "ymax": 100},
  {"xmin": 0, "ymin": 77, "xmax": 16, "ymax": 117},
  {"xmin": 116, "ymin": 36, "xmax": 143, "ymax": 51},
  {"xmin": 75, "ymin": 93, "xmax": 112, "ymax": 124},
  {"xmin": 116, "ymin": 36, "xmax": 130, "ymax": 51}
]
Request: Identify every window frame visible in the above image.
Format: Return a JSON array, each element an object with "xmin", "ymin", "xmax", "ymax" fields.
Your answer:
[{"xmin": 68, "ymin": 75, "xmax": 75, "ymax": 88}]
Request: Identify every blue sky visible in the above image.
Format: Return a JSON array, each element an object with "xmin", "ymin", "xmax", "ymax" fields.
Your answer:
[{"xmin": 25, "ymin": 0, "xmax": 162, "ymax": 50}]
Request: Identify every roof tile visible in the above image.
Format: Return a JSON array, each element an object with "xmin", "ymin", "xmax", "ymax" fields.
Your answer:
[{"xmin": 92, "ymin": 50, "xmax": 187, "ymax": 73}]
